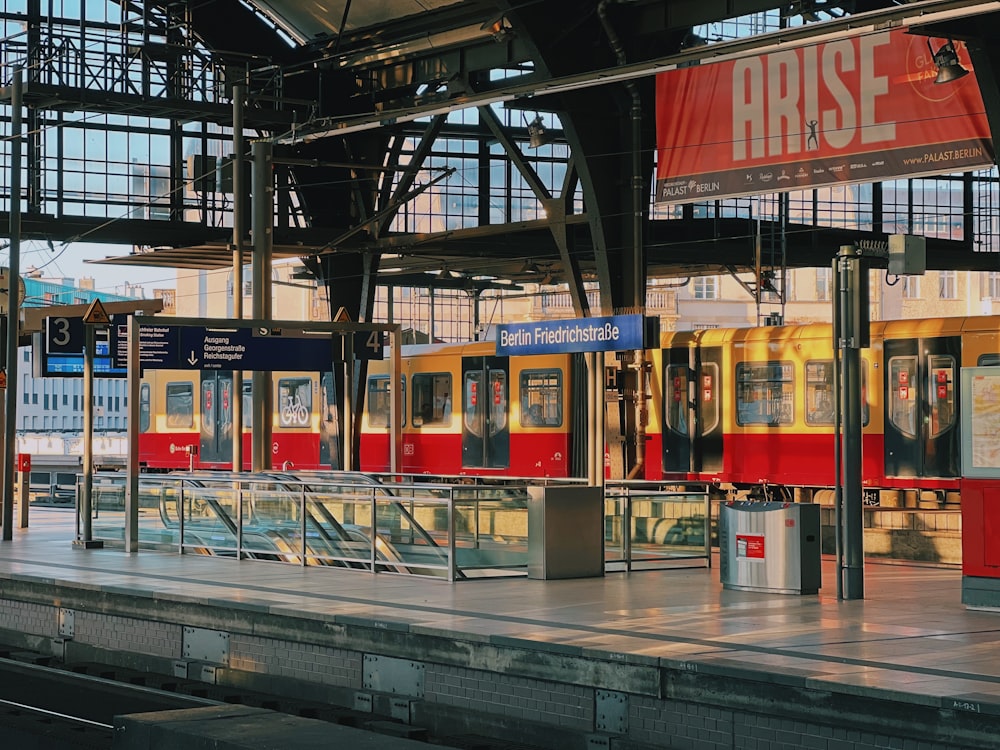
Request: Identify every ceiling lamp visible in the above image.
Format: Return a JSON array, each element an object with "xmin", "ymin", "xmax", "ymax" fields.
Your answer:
[
  {"xmin": 928, "ymin": 39, "xmax": 970, "ymax": 85},
  {"xmin": 526, "ymin": 114, "xmax": 554, "ymax": 149}
]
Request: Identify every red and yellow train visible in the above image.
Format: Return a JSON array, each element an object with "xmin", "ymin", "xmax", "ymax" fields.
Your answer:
[{"xmin": 135, "ymin": 314, "xmax": 999, "ymax": 505}]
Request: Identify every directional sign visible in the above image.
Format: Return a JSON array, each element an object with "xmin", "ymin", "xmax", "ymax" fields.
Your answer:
[
  {"xmin": 106, "ymin": 321, "xmax": 370, "ymax": 372},
  {"xmin": 178, "ymin": 326, "xmax": 335, "ymax": 371}
]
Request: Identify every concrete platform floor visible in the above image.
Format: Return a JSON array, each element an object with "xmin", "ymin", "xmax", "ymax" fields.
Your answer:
[{"xmin": 1, "ymin": 507, "xmax": 999, "ymax": 748}]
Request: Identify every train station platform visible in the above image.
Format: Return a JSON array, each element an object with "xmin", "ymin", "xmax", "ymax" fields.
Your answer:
[{"xmin": 0, "ymin": 508, "xmax": 998, "ymax": 749}]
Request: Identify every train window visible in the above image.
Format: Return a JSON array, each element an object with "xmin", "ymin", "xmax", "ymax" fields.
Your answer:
[
  {"xmin": 805, "ymin": 361, "xmax": 835, "ymax": 425},
  {"xmin": 699, "ymin": 363, "xmax": 720, "ymax": 435},
  {"xmin": 520, "ymin": 369, "xmax": 562, "ymax": 427},
  {"xmin": 927, "ymin": 355, "xmax": 956, "ymax": 438},
  {"xmin": 202, "ymin": 380, "xmax": 216, "ymax": 439},
  {"xmin": 978, "ymin": 354, "xmax": 1000, "ymax": 366},
  {"xmin": 165, "ymin": 382, "xmax": 194, "ymax": 428},
  {"xmin": 489, "ymin": 369, "xmax": 508, "ymax": 435},
  {"xmin": 278, "ymin": 377, "xmax": 312, "ymax": 427},
  {"xmin": 412, "ymin": 373, "xmax": 452, "ymax": 427},
  {"xmin": 243, "ymin": 382, "xmax": 253, "ymax": 429},
  {"xmin": 367, "ymin": 376, "xmax": 405, "ymax": 428},
  {"xmin": 736, "ymin": 361, "xmax": 794, "ymax": 426},
  {"xmin": 665, "ymin": 365, "xmax": 688, "ymax": 435},
  {"xmin": 888, "ymin": 356, "xmax": 918, "ymax": 438},
  {"xmin": 805, "ymin": 360, "xmax": 870, "ymax": 426},
  {"xmin": 139, "ymin": 383, "xmax": 150, "ymax": 433},
  {"xmin": 464, "ymin": 371, "xmax": 482, "ymax": 438}
]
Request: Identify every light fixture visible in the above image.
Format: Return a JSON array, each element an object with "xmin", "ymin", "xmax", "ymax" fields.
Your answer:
[
  {"xmin": 518, "ymin": 260, "xmax": 540, "ymax": 274},
  {"xmin": 526, "ymin": 114, "xmax": 554, "ymax": 149},
  {"xmin": 927, "ymin": 38, "xmax": 970, "ymax": 85},
  {"xmin": 480, "ymin": 14, "xmax": 513, "ymax": 43},
  {"xmin": 679, "ymin": 32, "xmax": 708, "ymax": 50}
]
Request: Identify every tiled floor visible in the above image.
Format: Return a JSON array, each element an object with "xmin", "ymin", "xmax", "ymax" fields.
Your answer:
[{"xmin": 3, "ymin": 507, "xmax": 1000, "ymax": 709}]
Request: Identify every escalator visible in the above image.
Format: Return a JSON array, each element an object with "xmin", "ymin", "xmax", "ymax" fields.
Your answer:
[{"xmin": 152, "ymin": 472, "xmax": 451, "ymax": 576}]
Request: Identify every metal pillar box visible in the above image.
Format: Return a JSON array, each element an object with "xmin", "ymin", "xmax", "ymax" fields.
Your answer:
[
  {"xmin": 527, "ymin": 485, "xmax": 604, "ymax": 579},
  {"xmin": 719, "ymin": 502, "xmax": 821, "ymax": 595}
]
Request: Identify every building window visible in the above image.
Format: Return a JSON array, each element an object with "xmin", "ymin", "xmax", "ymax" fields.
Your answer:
[
  {"xmin": 939, "ymin": 270, "xmax": 956, "ymax": 299},
  {"xmin": 692, "ymin": 276, "xmax": 718, "ymax": 300},
  {"xmin": 988, "ymin": 272, "xmax": 1000, "ymax": 300},
  {"xmin": 902, "ymin": 276, "xmax": 921, "ymax": 299},
  {"xmin": 815, "ymin": 267, "xmax": 831, "ymax": 301}
]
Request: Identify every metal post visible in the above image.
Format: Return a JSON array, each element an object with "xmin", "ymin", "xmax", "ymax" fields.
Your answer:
[
  {"xmin": 125, "ymin": 316, "xmax": 140, "ymax": 552},
  {"xmin": 17, "ymin": 468, "xmax": 28, "ymax": 528},
  {"xmin": 832, "ymin": 256, "xmax": 844, "ymax": 602},
  {"xmin": 596, "ymin": 351, "xmax": 606, "ymax": 492},
  {"xmin": 79, "ymin": 324, "xmax": 95, "ymax": 543},
  {"xmin": 344, "ymin": 333, "xmax": 355, "ymax": 471},
  {"xmin": 576, "ymin": 352, "xmax": 600, "ymax": 487},
  {"xmin": 390, "ymin": 329, "xmax": 401, "ymax": 473},
  {"xmin": 251, "ymin": 139, "xmax": 273, "ymax": 471},
  {"xmin": 837, "ymin": 246, "xmax": 865, "ymax": 600},
  {"xmin": 2, "ymin": 67, "xmax": 22, "ymax": 540},
  {"xmin": 231, "ymin": 83, "xmax": 245, "ymax": 473}
]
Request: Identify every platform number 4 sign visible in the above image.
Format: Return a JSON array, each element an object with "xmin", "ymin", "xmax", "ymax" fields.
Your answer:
[
  {"xmin": 355, "ymin": 330, "xmax": 384, "ymax": 360},
  {"xmin": 334, "ymin": 330, "xmax": 384, "ymax": 361}
]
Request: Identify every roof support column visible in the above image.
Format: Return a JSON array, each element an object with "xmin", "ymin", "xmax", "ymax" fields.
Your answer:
[
  {"xmin": 231, "ymin": 83, "xmax": 246, "ymax": 473},
  {"xmin": 251, "ymin": 139, "xmax": 273, "ymax": 472}
]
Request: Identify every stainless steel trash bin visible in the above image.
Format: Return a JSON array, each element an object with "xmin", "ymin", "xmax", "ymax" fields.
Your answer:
[{"xmin": 719, "ymin": 501, "xmax": 821, "ymax": 594}]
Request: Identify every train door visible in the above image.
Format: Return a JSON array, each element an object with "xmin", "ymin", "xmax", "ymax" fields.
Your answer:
[
  {"xmin": 462, "ymin": 355, "xmax": 510, "ymax": 469},
  {"xmin": 884, "ymin": 336, "xmax": 959, "ymax": 478},
  {"xmin": 662, "ymin": 346, "xmax": 723, "ymax": 474},
  {"xmin": 698, "ymin": 347, "xmax": 724, "ymax": 473},
  {"xmin": 200, "ymin": 371, "xmax": 234, "ymax": 464},
  {"xmin": 319, "ymin": 372, "xmax": 340, "ymax": 469}
]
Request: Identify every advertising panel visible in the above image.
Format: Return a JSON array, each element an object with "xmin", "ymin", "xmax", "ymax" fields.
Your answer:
[{"xmin": 655, "ymin": 28, "xmax": 994, "ymax": 203}]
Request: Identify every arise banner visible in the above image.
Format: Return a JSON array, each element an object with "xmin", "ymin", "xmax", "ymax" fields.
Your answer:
[{"xmin": 654, "ymin": 28, "xmax": 994, "ymax": 204}]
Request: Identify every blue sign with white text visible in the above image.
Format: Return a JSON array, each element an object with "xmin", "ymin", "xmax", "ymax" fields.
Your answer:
[
  {"xmin": 177, "ymin": 327, "xmax": 335, "ymax": 371},
  {"xmin": 496, "ymin": 314, "xmax": 645, "ymax": 355}
]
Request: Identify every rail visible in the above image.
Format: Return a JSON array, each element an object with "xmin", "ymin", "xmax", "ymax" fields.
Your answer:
[{"xmin": 78, "ymin": 472, "xmax": 712, "ymax": 578}]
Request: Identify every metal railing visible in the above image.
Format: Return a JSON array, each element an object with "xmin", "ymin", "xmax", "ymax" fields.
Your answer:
[
  {"xmin": 604, "ymin": 481, "xmax": 712, "ymax": 571},
  {"xmin": 78, "ymin": 472, "xmax": 711, "ymax": 579}
]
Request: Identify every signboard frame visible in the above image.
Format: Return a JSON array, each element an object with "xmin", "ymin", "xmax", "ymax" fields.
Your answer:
[
  {"xmin": 961, "ymin": 366, "xmax": 1000, "ymax": 479},
  {"xmin": 35, "ymin": 316, "xmax": 388, "ymax": 377},
  {"xmin": 654, "ymin": 27, "xmax": 994, "ymax": 204}
]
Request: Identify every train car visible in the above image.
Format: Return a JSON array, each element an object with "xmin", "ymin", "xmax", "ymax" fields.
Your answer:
[
  {"xmin": 660, "ymin": 322, "xmax": 871, "ymax": 495},
  {"xmin": 138, "ymin": 369, "xmax": 339, "ymax": 471},
  {"xmin": 134, "ymin": 313, "xmax": 1000, "ymax": 504},
  {"xmin": 359, "ymin": 341, "xmax": 576, "ymax": 477},
  {"xmin": 658, "ymin": 314, "xmax": 1000, "ymax": 503}
]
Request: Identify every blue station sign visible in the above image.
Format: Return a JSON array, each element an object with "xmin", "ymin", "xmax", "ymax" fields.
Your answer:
[
  {"xmin": 176, "ymin": 326, "xmax": 334, "ymax": 371},
  {"xmin": 496, "ymin": 314, "xmax": 646, "ymax": 356},
  {"xmin": 114, "ymin": 324, "xmax": 337, "ymax": 372},
  {"xmin": 44, "ymin": 319, "xmax": 377, "ymax": 376}
]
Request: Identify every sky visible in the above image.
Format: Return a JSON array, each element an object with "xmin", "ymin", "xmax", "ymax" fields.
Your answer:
[{"xmin": 0, "ymin": 241, "xmax": 177, "ymax": 299}]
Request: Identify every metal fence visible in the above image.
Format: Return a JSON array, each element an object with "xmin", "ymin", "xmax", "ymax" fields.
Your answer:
[{"xmin": 78, "ymin": 472, "xmax": 712, "ymax": 579}]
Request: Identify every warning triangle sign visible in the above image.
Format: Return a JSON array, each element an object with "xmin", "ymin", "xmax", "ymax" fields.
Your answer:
[
  {"xmin": 83, "ymin": 298, "xmax": 111, "ymax": 325},
  {"xmin": 333, "ymin": 306, "xmax": 352, "ymax": 323}
]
